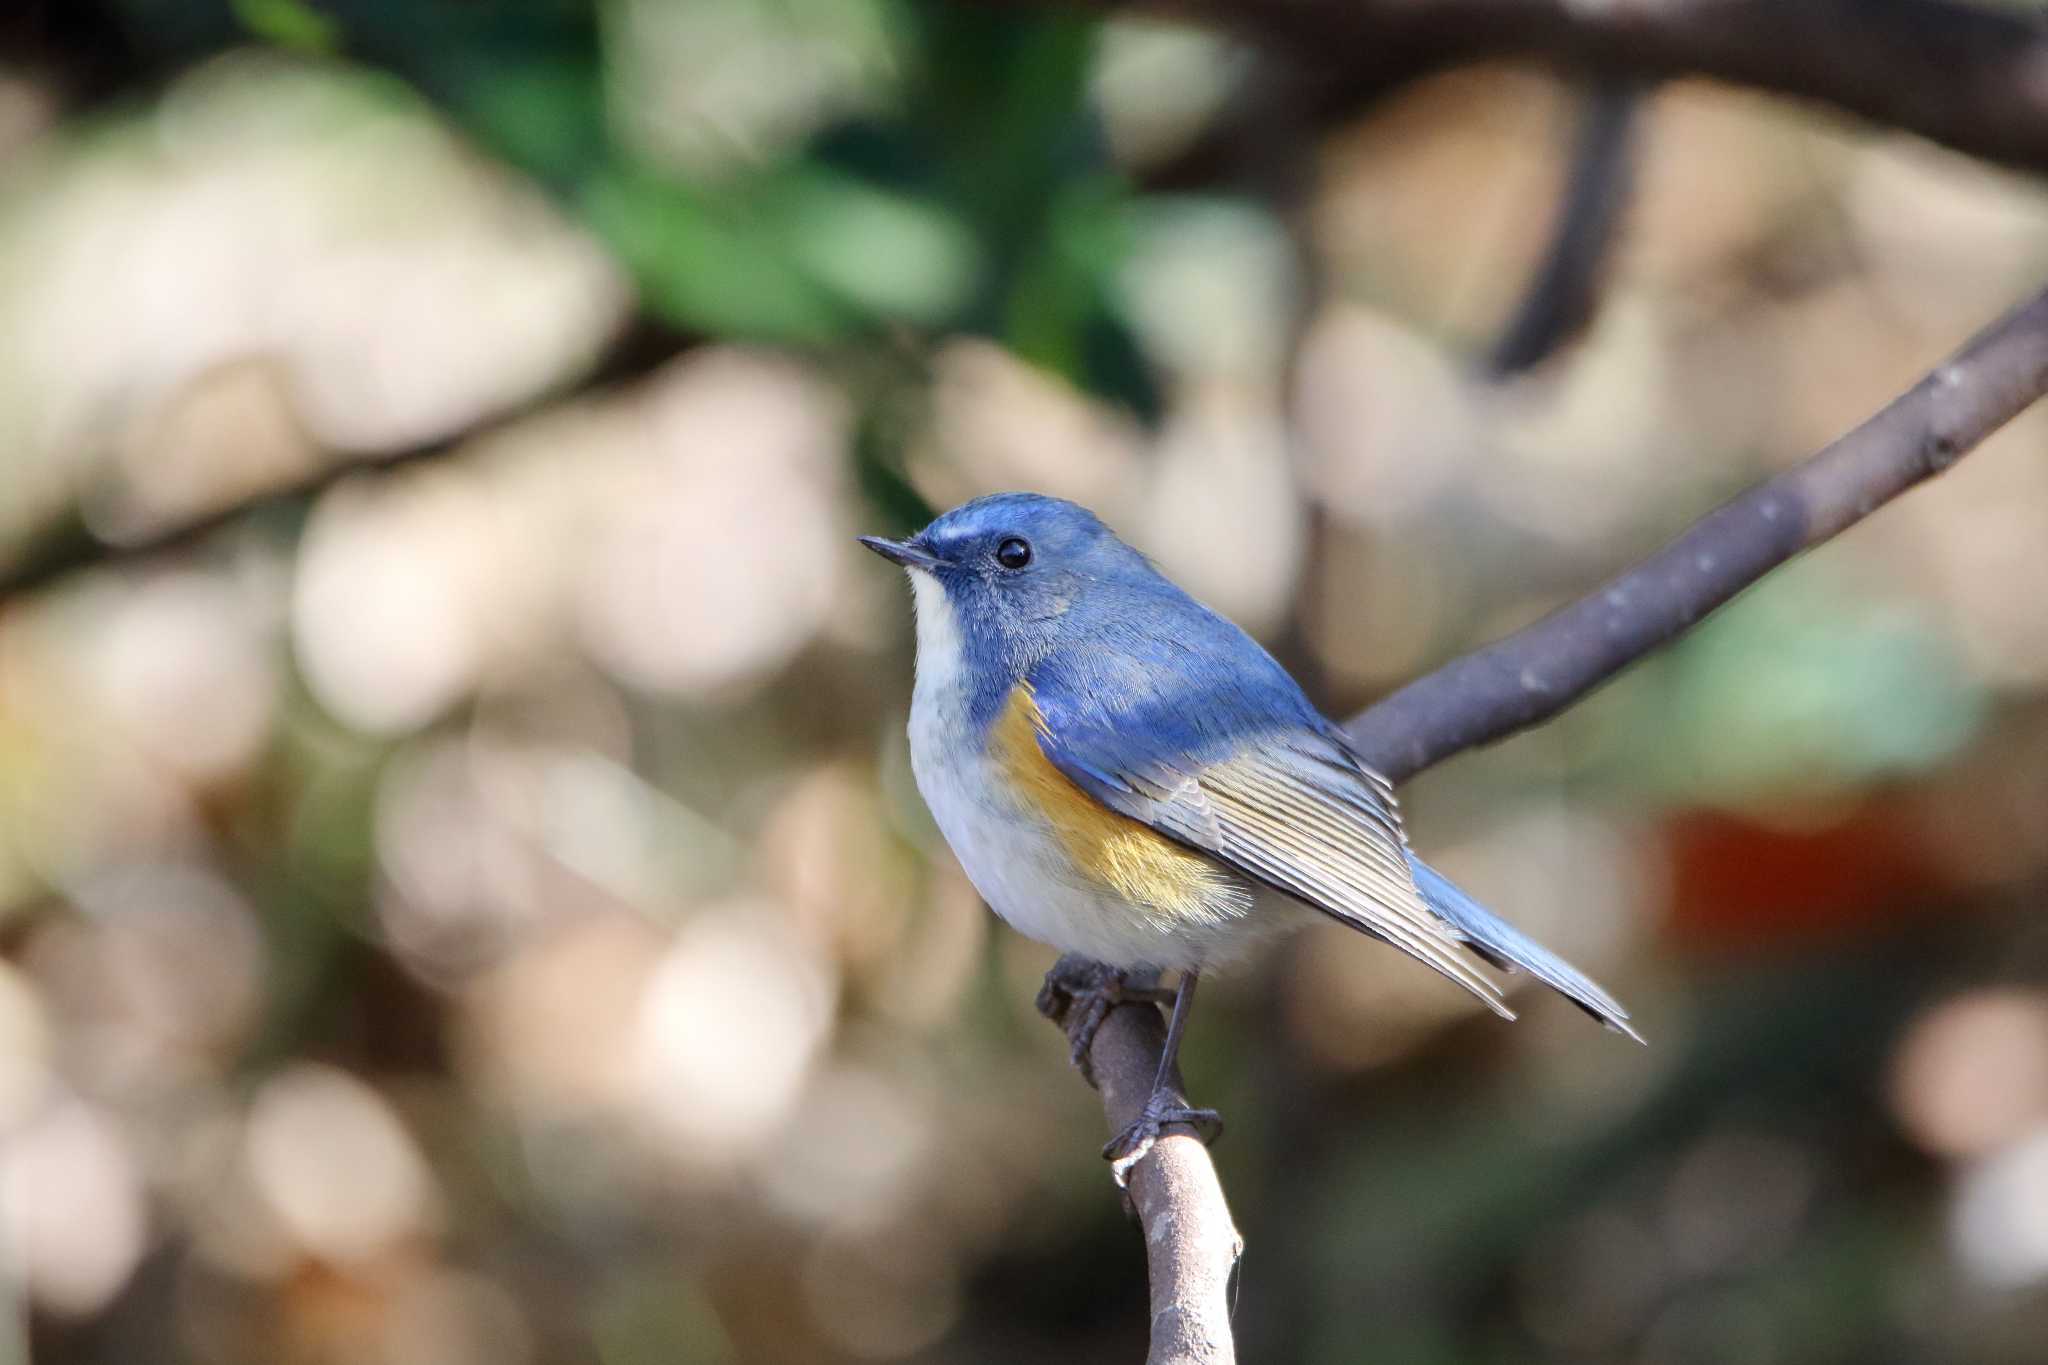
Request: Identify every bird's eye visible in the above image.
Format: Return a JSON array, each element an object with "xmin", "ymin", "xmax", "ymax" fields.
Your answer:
[{"xmin": 995, "ymin": 537, "xmax": 1032, "ymax": 570}]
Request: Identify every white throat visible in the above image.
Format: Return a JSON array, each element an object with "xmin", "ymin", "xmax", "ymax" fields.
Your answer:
[{"xmin": 907, "ymin": 570, "xmax": 967, "ymax": 719}]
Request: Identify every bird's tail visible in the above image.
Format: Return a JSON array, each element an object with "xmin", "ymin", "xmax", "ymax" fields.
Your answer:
[{"xmin": 1410, "ymin": 858, "xmax": 1644, "ymax": 1044}]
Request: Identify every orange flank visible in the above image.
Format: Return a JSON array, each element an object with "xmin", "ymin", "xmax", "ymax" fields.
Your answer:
[{"xmin": 989, "ymin": 684, "xmax": 1245, "ymax": 928}]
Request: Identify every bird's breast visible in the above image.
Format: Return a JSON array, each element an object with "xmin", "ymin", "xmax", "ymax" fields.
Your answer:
[
  {"xmin": 905, "ymin": 624, "xmax": 1259, "ymax": 968},
  {"xmin": 985, "ymin": 686, "xmax": 1247, "ymax": 928}
]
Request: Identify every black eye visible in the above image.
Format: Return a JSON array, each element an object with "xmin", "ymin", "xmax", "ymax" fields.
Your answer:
[{"xmin": 995, "ymin": 537, "xmax": 1032, "ymax": 570}]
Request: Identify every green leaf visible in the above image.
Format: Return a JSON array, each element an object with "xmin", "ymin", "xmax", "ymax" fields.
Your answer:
[
  {"xmin": 914, "ymin": 6, "xmax": 1099, "ymax": 237},
  {"xmin": 1003, "ymin": 179, "xmax": 1163, "ymax": 421},
  {"xmin": 232, "ymin": 0, "xmax": 342, "ymax": 52},
  {"xmin": 580, "ymin": 166, "xmax": 848, "ymax": 343},
  {"xmin": 762, "ymin": 167, "xmax": 979, "ymax": 326},
  {"xmin": 450, "ymin": 53, "xmax": 607, "ymax": 190}
]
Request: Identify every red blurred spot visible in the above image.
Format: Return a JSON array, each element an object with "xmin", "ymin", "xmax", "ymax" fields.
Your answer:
[{"xmin": 1662, "ymin": 802, "xmax": 1947, "ymax": 954}]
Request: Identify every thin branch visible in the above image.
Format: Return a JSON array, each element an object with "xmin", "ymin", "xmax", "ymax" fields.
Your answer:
[
  {"xmin": 1079, "ymin": 0, "xmax": 2048, "ymax": 178},
  {"xmin": 1347, "ymin": 282, "xmax": 2048, "ymax": 780},
  {"xmin": 1039, "ymin": 960, "xmax": 1241, "ymax": 1365}
]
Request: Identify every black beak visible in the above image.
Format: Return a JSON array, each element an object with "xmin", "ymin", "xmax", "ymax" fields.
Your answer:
[{"xmin": 858, "ymin": 535, "xmax": 943, "ymax": 571}]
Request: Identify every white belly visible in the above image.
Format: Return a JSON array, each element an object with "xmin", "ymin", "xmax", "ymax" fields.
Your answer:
[
  {"xmin": 912, "ymin": 717, "xmax": 1207, "ymax": 968},
  {"xmin": 903, "ymin": 573, "xmax": 1288, "ymax": 970}
]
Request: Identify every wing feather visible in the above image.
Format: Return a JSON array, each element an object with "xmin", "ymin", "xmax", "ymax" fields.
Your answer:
[
  {"xmin": 996, "ymin": 558, "xmax": 1633, "ymax": 1036},
  {"xmin": 1027, "ymin": 698, "xmax": 1511, "ymax": 1017},
  {"xmin": 1198, "ymin": 748, "xmax": 1511, "ymax": 1014}
]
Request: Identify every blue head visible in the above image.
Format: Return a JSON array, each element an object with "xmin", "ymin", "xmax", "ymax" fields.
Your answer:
[
  {"xmin": 864, "ymin": 490, "xmax": 1335, "ymax": 758},
  {"xmin": 860, "ymin": 494, "xmax": 1172, "ymax": 714}
]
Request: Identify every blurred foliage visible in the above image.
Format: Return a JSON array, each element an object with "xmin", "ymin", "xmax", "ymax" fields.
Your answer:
[{"xmin": 3, "ymin": 2, "xmax": 2048, "ymax": 1365}]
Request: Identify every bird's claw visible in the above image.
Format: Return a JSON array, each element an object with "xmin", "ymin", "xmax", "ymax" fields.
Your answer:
[
  {"xmin": 1036, "ymin": 956, "xmax": 1173, "ymax": 1088},
  {"xmin": 1102, "ymin": 1089, "xmax": 1224, "ymax": 1187}
]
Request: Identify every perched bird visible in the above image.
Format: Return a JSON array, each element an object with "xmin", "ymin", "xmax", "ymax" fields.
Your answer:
[{"xmin": 862, "ymin": 493, "xmax": 1638, "ymax": 1163}]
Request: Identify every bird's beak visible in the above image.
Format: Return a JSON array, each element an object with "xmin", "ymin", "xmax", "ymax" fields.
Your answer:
[{"xmin": 858, "ymin": 535, "xmax": 944, "ymax": 572}]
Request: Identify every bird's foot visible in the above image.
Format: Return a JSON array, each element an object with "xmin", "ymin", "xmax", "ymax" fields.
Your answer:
[
  {"xmin": 1102, "ymin": 1087, "xmax": 1224, "ymax": 1188},
  {"xmin": 1035, "ymin": 955, "xmax": 1175, "ymax": 1088}
]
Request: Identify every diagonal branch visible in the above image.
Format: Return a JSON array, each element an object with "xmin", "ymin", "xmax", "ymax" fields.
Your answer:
[
  {"xmin": 1054, "ymin": 280, "xmax": 2048, "ymax": 1361},
  {"xmin": 1347, "ymin": 282, "xmax": 2048, "ymax": 780}
]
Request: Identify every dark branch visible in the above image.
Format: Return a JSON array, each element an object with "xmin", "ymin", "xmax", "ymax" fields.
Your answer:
[
  {"xmin": 1089, "ymin": 0, "xmax": 2048, "ymax": 177},
  {"xmin": 1484, "ymin": 80, "xmax": 1643, "ymax": 377},
  {"xmin": 1347, "ymin": 282, "xmax": 2048, "ymax": 781}
]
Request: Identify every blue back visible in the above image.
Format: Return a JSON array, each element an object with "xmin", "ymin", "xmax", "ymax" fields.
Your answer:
[{"xmin": 1027, "ymin": 579, "xmax": 1332, "ymax": 792}]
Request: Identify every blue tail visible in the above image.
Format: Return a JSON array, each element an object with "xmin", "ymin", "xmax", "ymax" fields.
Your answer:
[{"xmin": 1410, "ymin": 858, "xmax": 1644, "ymax": 1044}]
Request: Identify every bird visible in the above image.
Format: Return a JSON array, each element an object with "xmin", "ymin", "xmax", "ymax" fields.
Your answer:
[{"xmin": 861, "ymin": 492, "xmax": 1639, "ymax": 1168}]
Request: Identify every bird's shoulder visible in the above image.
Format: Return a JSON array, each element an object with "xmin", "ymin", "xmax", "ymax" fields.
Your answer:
[
  {"xmin": 1019, "ymin": 588, "xmax": 1412, "ymax": 875},
  {"xmin": 1027, "ymin": 581, "xmax": 1332, "ymax": 774}
]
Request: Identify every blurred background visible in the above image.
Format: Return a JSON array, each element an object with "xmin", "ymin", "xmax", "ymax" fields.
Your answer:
[{"xmin": 2, "ymin": 2, "xmax": 2048, "ymax": 1362}]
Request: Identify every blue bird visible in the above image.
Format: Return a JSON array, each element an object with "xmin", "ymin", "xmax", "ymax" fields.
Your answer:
[{"xmin": 862, "ymin": 493, "xmax": 1639, "ymax": 1163}]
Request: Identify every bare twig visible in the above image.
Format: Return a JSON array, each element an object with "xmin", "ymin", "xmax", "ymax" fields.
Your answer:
[
  {"xmin": 1046, "ymin": 282, "xmax": 2048, "ymax": 1359},
  {"xmin": 1348, "ymin": 283, "xmax": 2048, "ymax": 780},
  {"xmin": 1039, "ymin": 957, "xmax": 1241, "ymax": 1365}
]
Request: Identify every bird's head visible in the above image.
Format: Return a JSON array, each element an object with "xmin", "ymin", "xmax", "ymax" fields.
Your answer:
[{"xmin": 860, "ymin": 492, "xmax": 1155, "ymax": 681}]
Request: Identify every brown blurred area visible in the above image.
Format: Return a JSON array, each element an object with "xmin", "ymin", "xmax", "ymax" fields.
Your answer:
[{"xmin": 3, "ymin": 3, "xmax": 2048, "ymax": 1363}]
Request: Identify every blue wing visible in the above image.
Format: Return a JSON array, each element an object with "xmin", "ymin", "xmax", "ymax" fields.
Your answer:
[
  {"xmin": 1025, "ymin": 599, "xmax": 1638, "ymax": 1039},
  {"xmin": 1024, "ymin": 620, "xmax": 1511, "ymax": 1017},
  {"xmin": 1409, "ymin": 859, "xmax": 1641, "ymax": 1042}
]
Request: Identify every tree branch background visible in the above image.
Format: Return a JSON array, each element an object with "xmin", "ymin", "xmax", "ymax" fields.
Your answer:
[{"xmin": 3, "ymin": 3, "xmax": 2048, "ymax": 1364}]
